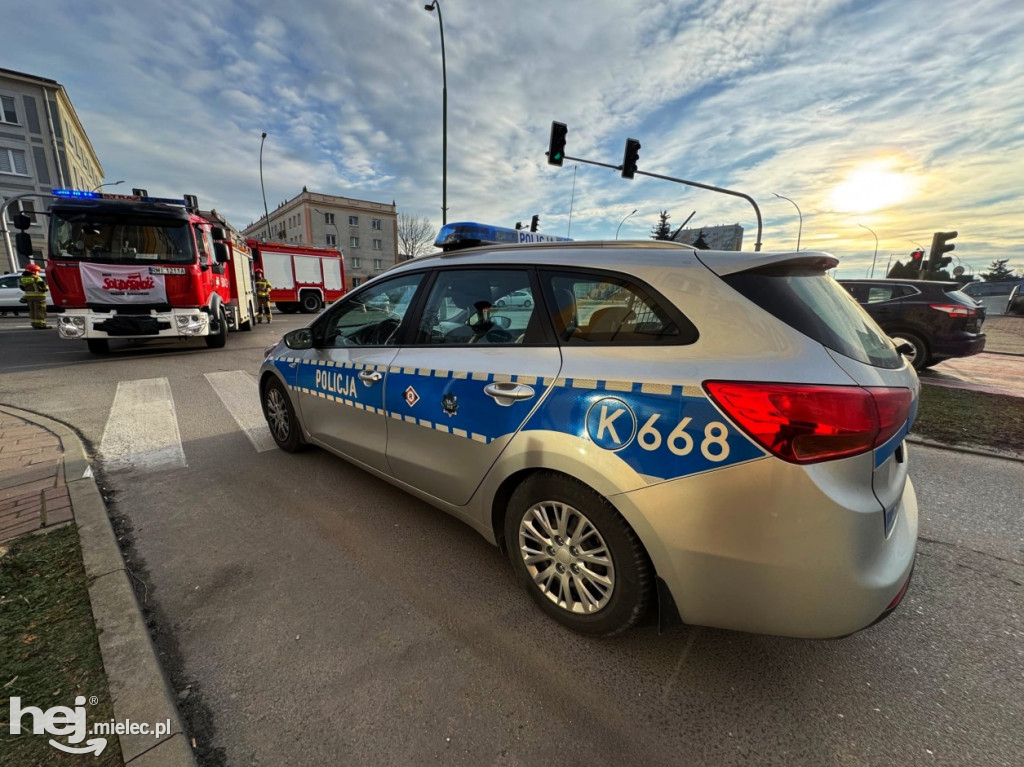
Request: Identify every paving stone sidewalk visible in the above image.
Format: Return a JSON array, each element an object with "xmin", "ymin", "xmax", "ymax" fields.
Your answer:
[
  {"xmin": 0, "ymin": 406, "xmax": 197, "ymax": 766},
  {"xmin": 0, "ymin": 409, "xmax": 73, "ymax": 542}
]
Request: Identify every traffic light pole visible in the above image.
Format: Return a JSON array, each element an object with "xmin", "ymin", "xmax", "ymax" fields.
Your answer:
[{"xmin": 554, "ymin": 153, "xmax": 763, "ymax": 251}]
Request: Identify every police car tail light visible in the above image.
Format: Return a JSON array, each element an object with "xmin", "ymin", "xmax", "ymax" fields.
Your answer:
[{"xmin": 703, "ymin": 383, "xmax": 912, "ymax": 464}]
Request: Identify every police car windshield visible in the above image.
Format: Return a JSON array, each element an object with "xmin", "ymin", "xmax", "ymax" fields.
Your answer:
[
  {"xmin": 50, "ymin": 213, "xmax": 194, "ymax": 265},
  {"xmin": 724, "ymin": 267, "xmax": 902, "ymax": 369}
]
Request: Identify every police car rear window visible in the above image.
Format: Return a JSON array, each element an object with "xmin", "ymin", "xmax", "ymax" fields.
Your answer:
[
  {"xmin": 724, "ymin": 268, "xmax": 902, "ymax": 368},
  {"xmin": 543, "ymin": 271, "xmax": 698, "ymax": 345}
]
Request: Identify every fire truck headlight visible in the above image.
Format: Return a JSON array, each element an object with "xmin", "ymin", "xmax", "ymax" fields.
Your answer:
[
  {"xmin": 58, "ymin": 316, "xmax": 86, "ymax": 338},
  {"xmin": 176, "ymin": 314, "xmax": 208, "ymax": 335}
]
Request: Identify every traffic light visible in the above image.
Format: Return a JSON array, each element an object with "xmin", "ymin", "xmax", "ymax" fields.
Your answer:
[
  {"xmin": 11, "ymin": 212, "xmax": 33, "ymax": 257},
  {"xmin": 547, "ymin": 122, "xmax": 568, "ymax": 167},
  {"xmin": 530, "ymin": 215, "xmax": 539, "ymax": 232},
  {"xmin": 928, "ymin": 230, "xmax": 957, "ymax": 273},
  {"xmin": 621, "ymin": 138, "xmax": 641, "ymax": 179},
  {"xmin": 910, "ymin": 249, "xmax": 925, "ymax": 275}
]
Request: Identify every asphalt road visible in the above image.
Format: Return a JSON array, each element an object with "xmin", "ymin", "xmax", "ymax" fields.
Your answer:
[{"xmin": 1, "ymin": 315, "xmax": 1022, "ymax": 767}]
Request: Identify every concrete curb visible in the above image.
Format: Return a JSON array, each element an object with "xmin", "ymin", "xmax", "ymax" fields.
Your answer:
[
  {"xmin": 0, "ymin": 405, "xmax": 197, "ymax": 767},
  {"xmin": 905, "ymin": 435, "xmax": 1024, "ymax": 464}
]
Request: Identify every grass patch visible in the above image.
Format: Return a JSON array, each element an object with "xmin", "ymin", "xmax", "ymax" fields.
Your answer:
[
  {"xmin": 914, "ymin": 384, "xmax": 1024, "ymax": 455},
  {"xmin": 0, "ymin": 526, "xmax": 123, "ymax": 766}
]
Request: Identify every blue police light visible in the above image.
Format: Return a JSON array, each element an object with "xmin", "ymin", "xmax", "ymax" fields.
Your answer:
[{"xmin": 53, "ymin": 189, "xmax": 100, "ymax": 199}]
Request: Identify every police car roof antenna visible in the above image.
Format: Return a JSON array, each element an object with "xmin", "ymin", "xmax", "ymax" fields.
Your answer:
[{"xmin": 547, "ymin": 130, "xmax": 763, "ymax": 251}]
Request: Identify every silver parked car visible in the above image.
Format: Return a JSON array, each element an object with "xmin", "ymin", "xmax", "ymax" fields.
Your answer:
[{"xmin": 259, "ymin": 241, "xmax": 919, "ymax": 638}]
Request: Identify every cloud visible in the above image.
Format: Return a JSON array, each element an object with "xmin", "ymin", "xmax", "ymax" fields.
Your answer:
[{"xmin": 1, "ymin": 0, "xmax": 1022, "ymax": 274}]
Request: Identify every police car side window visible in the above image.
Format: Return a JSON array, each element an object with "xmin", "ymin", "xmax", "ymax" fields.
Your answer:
[
  {"xmin": 318, "ymin": 274, "xmax": 422, "ymax": 348},
  {"xmin": 541, "ymin": 270, "xmax": 694, "ymax": 345},
  {"xmin": 415, "ymin": 269, "xmax": 534, "ymax": 346}
]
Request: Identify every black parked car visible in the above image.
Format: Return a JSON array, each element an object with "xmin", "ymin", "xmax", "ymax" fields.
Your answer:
[{"xmin": 838, "ymin": 279, "xmax": 986, "ymax": 371}]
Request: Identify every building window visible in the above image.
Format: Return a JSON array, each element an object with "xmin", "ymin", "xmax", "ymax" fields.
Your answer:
[
  {"xmin": 325, "ymin": 212, "xmax": 335, "ymax": 225},
  {"xmin": 352, "ymin": 277, "xmax": 362, "ymax": 287},
  {"xmin": 373, "ymin": 258, "xmax": 383, "ymax": 270},
  {"xmin": 326, "ymin": 234, "xmax": 337, "ymax": 246},
  {"xmin": 348, "ymin": 215, "xmax": 359, "ymax": 226},
  {"xmin": 373, "ymin": 239, "xmax": 382, "ymax": 250},
  {"xmin": 350, "ymin": 236, "xmax": 359, "ymax": 248},
  {"xmin": 0, "ymin": 96, "xmax": 17, "ymax": 125},
  {"xmin": 351, "ymin": 257, "xmax": 361, "ymax": 269},
  {"xmin": 372, "ymin": 218, "xmax": 382, "ymax": 230},
  {"xmin": 0, "ymin": 148, "xmax": 29, "ymax": 176}
]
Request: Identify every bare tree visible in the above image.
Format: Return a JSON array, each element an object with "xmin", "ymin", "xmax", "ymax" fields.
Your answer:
[{"xmin": 398, "ymin": 213, "xmax": 437, "ymax": 260}]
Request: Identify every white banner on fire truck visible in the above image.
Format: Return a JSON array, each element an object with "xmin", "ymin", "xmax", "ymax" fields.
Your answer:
[{"xmin": 79, "ymin": 263, "xmax": 169, "ymax": 304}]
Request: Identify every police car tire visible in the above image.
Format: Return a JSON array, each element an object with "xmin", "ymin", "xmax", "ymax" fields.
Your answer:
[
  {"xmin": 262, "ymin": 378, "xmax": 305, "ymax": 452},
  {"xmin": 505, "ymin": 472, "xmax": 653, "ymax": 636}
]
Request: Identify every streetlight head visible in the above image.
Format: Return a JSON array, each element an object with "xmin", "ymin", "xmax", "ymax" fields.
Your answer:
[
  {"xmin": 261, "ymin": 132, "xmax": 267, "ymax": 139},
  {"xmin": 424, "ymin": 2, "xmax": 436, "ymax": 10}
]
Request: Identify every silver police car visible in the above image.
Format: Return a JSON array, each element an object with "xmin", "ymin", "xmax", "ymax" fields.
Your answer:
[{"xmin": 259, "ymin": 241, "xmax": 919, "ymax": 638}]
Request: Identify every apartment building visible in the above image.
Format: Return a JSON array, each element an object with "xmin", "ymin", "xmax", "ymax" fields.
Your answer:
[
  {"xmin": 242, "ymin": 188, "xmax": 398, "ymax": 291},
  {"xmin": 1, "ymin": 67, "xmax": 103, "ymax": 270}
]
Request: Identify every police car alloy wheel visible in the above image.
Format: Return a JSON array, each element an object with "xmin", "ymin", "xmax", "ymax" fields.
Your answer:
[
  {"xmin": 506, "ymin": 473, "xmax": 653, "ymax": 636},
  {"xmin": 262, "ymin": 379, "xmax": 304, "ymax": 452}
]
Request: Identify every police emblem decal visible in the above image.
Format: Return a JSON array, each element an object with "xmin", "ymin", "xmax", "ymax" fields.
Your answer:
[
  {"xmin": 441, "ymin": 393, "xmax": 458, "ymax": 417},
  {"xmin": 403, "ymin": 386, "xmax": 420, "ymax": 407}
]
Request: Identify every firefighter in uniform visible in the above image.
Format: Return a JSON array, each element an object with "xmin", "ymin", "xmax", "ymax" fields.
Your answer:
[
  {"xmin": 20, "ymin": 264, "xmax": 50, "ymax": 329},
  {"xmin": 255, "ymin": 269, "xmax": 272, "ymax": 323}
]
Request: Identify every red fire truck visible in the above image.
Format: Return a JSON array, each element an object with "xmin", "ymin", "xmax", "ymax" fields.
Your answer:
[
  {"xmin": 246, "ymin": 239, "xmax": 345, "ymax": 314},
  {"xmin": 19, "ymin": 189, "xmax": 256, "ymax": 354}
]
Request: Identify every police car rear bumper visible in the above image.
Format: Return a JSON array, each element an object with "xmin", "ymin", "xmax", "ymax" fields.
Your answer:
[{"xmin": 613, "ymin": 458, "xmax": 919, "ymax": 639}]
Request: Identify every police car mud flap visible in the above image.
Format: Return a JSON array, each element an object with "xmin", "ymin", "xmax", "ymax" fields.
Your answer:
[{"xmin": 522, "ymin": 380, "xmax": 766, "ymax": 483}]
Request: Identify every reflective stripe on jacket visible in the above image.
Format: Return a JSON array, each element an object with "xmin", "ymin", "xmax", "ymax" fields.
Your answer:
[{"xmin": 20, "ymin": 274, "xmax": 48, "ymax": 297}]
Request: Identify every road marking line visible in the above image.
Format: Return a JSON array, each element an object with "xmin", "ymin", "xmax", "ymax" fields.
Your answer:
[
  {"xmin": 100, "ymin": 378, "xmax": 187, "ymax": 472},
  {"xmin": 204, "ymin": 371, "xmax": 276, "ymax": 452}
]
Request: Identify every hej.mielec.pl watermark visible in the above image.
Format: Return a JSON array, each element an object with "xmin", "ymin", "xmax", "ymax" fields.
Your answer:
[{"xmin": 7, "ymin": 695, "xmax": 172, "ymax": 756}]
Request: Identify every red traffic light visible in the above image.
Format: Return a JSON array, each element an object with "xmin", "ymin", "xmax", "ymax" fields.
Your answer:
[{"xmin": 911, "ymin": 249, "xmax": 924, "ymax": 261}]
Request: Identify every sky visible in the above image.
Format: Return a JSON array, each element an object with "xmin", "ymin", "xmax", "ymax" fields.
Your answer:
[{"xmin": 4, "ymin": 0, "xmax": 1023, "ymax": 278}]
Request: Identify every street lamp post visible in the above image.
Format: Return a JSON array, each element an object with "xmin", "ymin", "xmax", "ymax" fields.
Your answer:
[
  {"xmin": 424, "ymin": 1, "xmax": 447, "ymax": 226},
  {"xmin": 773, "ymin": 192, "xmax": 802, "ymax": 251},
  {"xmin": 615, "ymin": 209, "xmax": 638, "ymax": 240},
  {"xmin": 260, "ymin": 132, "xmax": 271, "ymax": 241},
  {"xmin": 92, "ymin": 180, "xmax": 124, "ymax": 192},
  {"xmin": 859, "ymin": 223, "xmax": 879, "ymax": 278}
]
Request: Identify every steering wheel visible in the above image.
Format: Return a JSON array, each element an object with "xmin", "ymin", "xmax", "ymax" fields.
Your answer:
[
  {"xmin": 480, "ymin": 326, "xmax": 515, "ymax": 344},
  {"xmin": 370, "ymin": 317, "xmax": 401, "ymax": 345}
]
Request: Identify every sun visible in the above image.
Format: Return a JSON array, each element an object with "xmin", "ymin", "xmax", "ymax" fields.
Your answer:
[{"xmin": 830, "ymin": 159, "xmax": 917, "ymax": 213}]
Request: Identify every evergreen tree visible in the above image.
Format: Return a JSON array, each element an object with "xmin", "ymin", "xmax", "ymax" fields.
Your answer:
[
  {"xmin": 981, "ymin": 259, "xmax": 1016, "ymax": 281},
  {"xmin": 887, "ymin": 260, "xmax": 916, "ymax": 278},
  {"xmin": 650, "ymin": 210, "xmax": 672, "ymax": 240}
]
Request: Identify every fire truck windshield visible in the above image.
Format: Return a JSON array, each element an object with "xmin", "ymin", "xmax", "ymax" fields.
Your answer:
[{"xmin": 50, "ymin": 213, "xmax": 195, "ymax": 265}]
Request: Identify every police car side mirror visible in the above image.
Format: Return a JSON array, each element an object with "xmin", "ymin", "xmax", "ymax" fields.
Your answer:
[
  {"xmin": 895, "ymin": 342, "xmax": 914, "ymax": 356},
  {"xmin": 490, "ymin": 315, "xmax": 512, "ymax": 329},
  {"xmin": 283, "ymin": 328, "xmax": 313, "ymax": 350}
]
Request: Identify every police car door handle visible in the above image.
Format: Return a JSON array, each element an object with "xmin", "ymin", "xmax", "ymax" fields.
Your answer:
[
  {"xmin": 358, "ymin": 370, "xmax": 383, "ymax": 384},
  {"xmin": 484, "ymin": 382, "xmax": 535, "ymax": 406}
]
